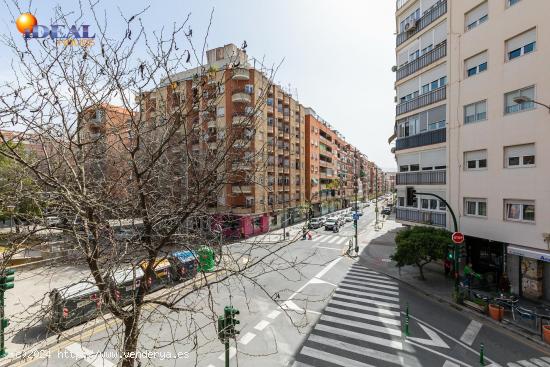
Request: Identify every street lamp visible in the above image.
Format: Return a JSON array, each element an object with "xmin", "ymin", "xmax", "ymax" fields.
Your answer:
[
  {"xmin": 513, "ymin": 96, "xmax": 550, "ymax": 112},
  {"xmin": 5, "ymin": 206, "xmax": 15, "ymax": 234}
]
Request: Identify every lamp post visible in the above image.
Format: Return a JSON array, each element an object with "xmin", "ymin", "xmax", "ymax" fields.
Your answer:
[
  {"xmin": 5, "ymin": 206, "xmax": 15, "ymax": 234},
  {"xmin": 513, "ymin": 96, "xmax": 550, "ymax": 112}
]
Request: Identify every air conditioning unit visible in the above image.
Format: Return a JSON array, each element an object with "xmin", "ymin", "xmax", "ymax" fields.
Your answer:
[
  {"xmin": 404, "ymin": 19, "xmax": 418, "ymax": 32},
  {"xmin": 391, "ymin": 65, "xmax": 398, "ymax": 72}
]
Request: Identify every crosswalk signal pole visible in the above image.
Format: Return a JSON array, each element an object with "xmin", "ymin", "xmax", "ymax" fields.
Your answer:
[{"xmin": 0, "ymin": 269, "xmax": 15, "ymax": 358}]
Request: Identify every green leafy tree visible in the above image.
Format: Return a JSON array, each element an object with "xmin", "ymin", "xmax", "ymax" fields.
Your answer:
[{"xmin": 391, "ymin": 226, "xmax": 452, "ymax": 280}]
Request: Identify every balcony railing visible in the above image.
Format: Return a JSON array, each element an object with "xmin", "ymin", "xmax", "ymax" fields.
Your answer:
[
  {"xmin": 395, "ymin": 128, "xmax": 446, "ymax": 151},
  {"xmin": 232, "ymin": 68, "xmax": 250, "ymax": 80},
  {"xmin": 396, "ymin": 0, "xmax": 412, "ymax": 10},
  {"xmin": 397, "ymin": 0, "xmax": 447, "ymax": 47},
  {"xmin": 396, "ymin": 86, "xmax": 446, "ymax": 116},
  {"xmin": 232, "ymin": 185, "xmax": 252, "ymax": 194},
  {"xmin": 396, "ymin": 170, "xmax": 446, "ymax": 185},
  {"xmin": 396, "ymin": 208, "xmax": 446, "ymax": 227},
  {"xmin": 232, "ymin": 90, "xmax": 252, "ymax": 104},
  {"xmin": 397, "ymin": 41, "xmax": 447, "ymax": 81}
]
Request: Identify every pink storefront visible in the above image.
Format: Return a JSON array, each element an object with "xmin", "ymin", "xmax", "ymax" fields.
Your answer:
[{"xmin": 213, "ymin": 213, "xmax": 270, "ymax": 239}]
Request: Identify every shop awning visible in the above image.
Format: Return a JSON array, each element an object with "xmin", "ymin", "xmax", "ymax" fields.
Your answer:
[{"xmin": 507, "ymin": 245, "xmax": 550, "ymax": 263}]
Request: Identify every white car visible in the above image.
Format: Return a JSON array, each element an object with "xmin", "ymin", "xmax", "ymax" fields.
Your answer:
[{"xmin": 344, "ymin": 215, "xmax": 353, "ymax": 222}]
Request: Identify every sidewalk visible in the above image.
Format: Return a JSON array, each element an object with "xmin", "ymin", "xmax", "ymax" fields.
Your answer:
[{"xmin": 358, "ymin": 218, "xmax": 550, "ymax": 349}]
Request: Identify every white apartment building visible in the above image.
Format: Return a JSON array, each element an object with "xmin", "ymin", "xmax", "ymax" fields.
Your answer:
[{"xmin": 393, "ymin": 0, "xmax": 550, "ymax": 302}]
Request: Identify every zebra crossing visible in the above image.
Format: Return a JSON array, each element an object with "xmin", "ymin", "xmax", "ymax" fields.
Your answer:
[
  {"xmin": 487, "ymin": 356, "xmax": 550, "ymax": 367},
  {"xmin": 311, "ymin": 234, "xmax": 349, "ymax": 245},
  {"xmin": 293, "ymin": 263, "xmax": 420, "ymax": 367}
]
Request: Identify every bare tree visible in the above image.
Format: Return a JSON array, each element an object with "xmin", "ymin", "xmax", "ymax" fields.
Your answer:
[{"xmin": 0, "ymin": 2, "xmax": 327, "ymax": 366}]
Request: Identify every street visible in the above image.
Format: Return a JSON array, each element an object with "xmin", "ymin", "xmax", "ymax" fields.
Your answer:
[{"xmin": 4, "ymin": 204, "xmax": 548, "ymax": 367}]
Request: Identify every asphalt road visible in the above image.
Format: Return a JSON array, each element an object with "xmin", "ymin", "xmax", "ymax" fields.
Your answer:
[{"xmin": 11, "ymin": 204, "xmax": 378, "ymax": 367}]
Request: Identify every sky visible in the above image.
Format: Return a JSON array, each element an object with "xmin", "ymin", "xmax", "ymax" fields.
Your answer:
[{"xmin": 0, "ymin": 0, "xmax": 397, "ymax": 170}]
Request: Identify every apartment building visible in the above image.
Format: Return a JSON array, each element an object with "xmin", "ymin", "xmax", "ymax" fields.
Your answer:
[
  {"xmin": 139, "ymin": 44, "xmax": 306, "ymax": 237},
  {"xmin": 392, "ymin": 0, "xmax": 449, "ymax": 229},
  {"xmin": 393, "ymin": 0, "xmax": 550, "ymax": 301}
]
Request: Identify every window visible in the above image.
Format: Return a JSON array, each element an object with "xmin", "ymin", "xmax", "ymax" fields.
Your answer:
[
  {"xmin": 217, "ymin": 107, "xmax": 225, "ymax": 117},
  {"xmin": 400, "ymin": 165, "xmax": 409, "ymax": 172},
  {"xmin": 464, "ymin": 150, "xmax": 487, "ymax": 170},
  {"xmin": 465, "ymin": 51, "xmax": 488, "ymax": 78},
  {"xmin": 504, "ymin": 200, "xmax": 535, "ymax": 222},
  {"xmin": 508, "ymin": 0, "xmax": 521, "ymax": 5},
  {"xmin": 266, "ymin": 98, "xmax": 273, "ymax": 106},
  {"xmin": 244, "ymin": 84, "xmax": 254, "ymax": 94},
  {"xmin": 505, "ymin": 86, "xmax": 535, "ymax": 114},
  {"xmin": 464, "ymin": 198, "xmax": 487, "ymax": 217},
  {"xmin": 465, "ymin": 1, "xmax": 488, "ymax": 31},
  {"xmin": 410, "ymin": 164, "xmax": 420, "ymax": 172},
  {"xmin": 398, "ymin": 197, "xmax": 405, "ymax": 207},
  {"xmin": 504, "ymin": 143, "xmax": 535, "ymax": 168},
  {"xmin": 506, "ymin": 28, "xmax": 536, "ymax": 61},
  {"xmin": 464, "ymin": 100, "xmax": 487, "ymax": 123}
]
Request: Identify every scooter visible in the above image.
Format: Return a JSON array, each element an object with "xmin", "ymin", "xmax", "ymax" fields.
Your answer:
[{"xmin": 333, "ymin": 226, "xmax": 339, "ymax": 233}]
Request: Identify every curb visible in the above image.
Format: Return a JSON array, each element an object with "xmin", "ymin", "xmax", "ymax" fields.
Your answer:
[{"xmin": 359, "ymin": 260, "xmax": 550, "ymax": 351}]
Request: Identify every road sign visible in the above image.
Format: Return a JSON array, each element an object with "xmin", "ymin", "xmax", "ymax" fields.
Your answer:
[
  {"xmin": 353, "ymin": 213, "xmax": 360, "ymax": 221},
  {"xmin": 452, "ymin": 232, "xmax": 464, "ymax": 244}
]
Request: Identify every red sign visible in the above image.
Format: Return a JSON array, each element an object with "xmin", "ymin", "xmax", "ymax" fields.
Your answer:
[{"xmin": 452, "ymin": 232, "xmax": 464, "ymax": 244}]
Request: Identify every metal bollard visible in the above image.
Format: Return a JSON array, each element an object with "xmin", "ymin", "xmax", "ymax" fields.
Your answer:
[
  {"xmin": 404, "ymin": 302, "xmax": 410, "ymax": 336},
  {"xmin": 479, "ymin": 343, "xmax": 484, "ymax": 366}
]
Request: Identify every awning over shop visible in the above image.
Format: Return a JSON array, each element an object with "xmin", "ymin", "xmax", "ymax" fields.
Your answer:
[{"xmin": 507, "ymin": 245, "xmax": 550, "ymax": 263}]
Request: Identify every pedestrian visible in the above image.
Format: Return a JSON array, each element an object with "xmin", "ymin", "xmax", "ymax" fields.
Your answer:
[{"xmin": 444, "ymin": 257, "xmax": 452, "ymax": 277}]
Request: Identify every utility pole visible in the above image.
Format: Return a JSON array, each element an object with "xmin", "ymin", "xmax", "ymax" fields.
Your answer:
[{"xmin": 375, "ymin": 167, "xmax": 379, "ymax": 226}]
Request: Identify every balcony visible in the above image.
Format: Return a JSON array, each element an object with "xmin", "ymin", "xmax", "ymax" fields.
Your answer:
[
  {"xmin": 396, "ymin": 170, "xmax": 446, "ymax": 185},
  {"xmin": 396, "ymin": 0, "xmax": 447, "ymax": 47},
  {"xmin": 232, "ymin": 115, "xmax": 250, "ymax": 126},
  {"xmin": 395, "ymin": 128, "xmax": 446, "ymax": 151},
  {"xmin": 397, "ymin": 41, "xmax": 447, "ymax": 81},
  {"xmin": 396, "ymin": 208, "xmax": 446, "ymax": 227},
  {"xmin": 232, "ymin": 68, "xmax": 250, "ymax": 80},
  {"xmin": 232, "ymin": 91, "xmax": 252, "ymax": 104},
  {"xmin": 396, "ymin": 86, "xmax": 446, "ymax": 116}
]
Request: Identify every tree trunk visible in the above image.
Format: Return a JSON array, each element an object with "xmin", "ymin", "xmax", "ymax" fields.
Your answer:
[
  {"xmin": 417, "ymin": 262, "xmax": 426, "ymax": 280},
  {"xmin": 120, "ymin": 309, "xmax": 141, "ymax": 367}
]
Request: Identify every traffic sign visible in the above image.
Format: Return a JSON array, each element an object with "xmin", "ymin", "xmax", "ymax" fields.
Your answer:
[
  {"xmin": 452, "ymin": 232, "xmax": 464, "ymax": 244},
  {"xmin": 353, "ymin": 213, "xmax": 360, "ymax": 221}
]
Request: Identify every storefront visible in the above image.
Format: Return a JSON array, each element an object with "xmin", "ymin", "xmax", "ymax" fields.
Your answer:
[
  {"xmin": 507, "ymin": 245, "xmax": 550, "ymax": 301},
  {"xmin": 464, "ymin": 236, "xmax": 505, "ymax": 289}
]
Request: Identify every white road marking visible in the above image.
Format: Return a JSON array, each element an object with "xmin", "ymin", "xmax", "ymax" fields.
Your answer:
[
  {"xmin": 347, "ymin": 270, "xmax": 391, "ymax": 281},
  {"xmin": 516, "ymin": 361, "xmax": 539, "ymax": 367},
  {"xmin": 407, "ymin": 324, "xmax": 449, "ymax": 348},
  {"xmin": 335, "ymin": 237, "xmax": 347, "ymax": 245},
  {"xmin": 442, "ymin": 361, "xmax": 461, "ymax": 367},
  {"xmin": 406, "ymin": 340, "xmax": 470, "ymax": 367},
  {"xmin": 339, "ymin": 281, "xmax": 399, "ymax": 295},
  {"xmin": 218, "ymin": 346, "xmax": 236, "ymax": 360},
  {"xmin": 343, "ymin": 279, "xmax": 399, "ymax": 291},
  {"xmin": 238, "ymin": 332, "xmax": 256, "ymax": 345},
  {"xmin": 325, "ymin": 306, "xmax": 401, "ymax": 326},
  {"xmin": 459, "ymin": 320, "xmax": 482, "ymax": 346},
  {"xmin": 333, "ymin": 292, "xmax": 400, "ymax": 309},
  {"xmin": 530, "ymin": 358, "xmax": 550, "ymax": 367},
  {"xmin": 329, "ymin": 299, "xmax": 400, "ymax": 317},
  {"xmin": 320, "ymin": 315, "xmax": 402, "ymax": 337},
  {"xmin": 299, "ymin": 346, "xmax": 377, "ymax": 367},
  {"xmin": 345, "ymin": 275, "xmax": 398, "ymax": 286},
  {"xmin": 65, "ymin": 343, "xmax": 115, "ymax": 367},
  {"xmin": 313, "ymin": 257, "xmax": 342, "ymax": 279},
  {"xmin": 315, "ymin": 245, "xmax": 342, "ymax": 250},
  {"xmin": 315, "ymin": 324, "xmax": 403, "ymax": 350},
  {"xmin": 266, "ymin": 310, "xmax": 281, "ymax": 319},
  {"xmin": 254, "ymin": 320, "xmax": 270, "ymax": 331},
  {"xmin": 336, "ymin": 287, "xmax": 399, "ymax": 302},
  {"xmin": 281, "ymin": 300, "xmax": 303, "ymax": 311},
  {"xmin": 309, "ymin": 277, "xmax": 337, "ymax": 286},
  {"xmin": 508, "ymin": 364, "xmax": 523, "ymax": 367},
  {"xmin": 308, "ymin": 334, "xmax": 413, "ymax": 366}
]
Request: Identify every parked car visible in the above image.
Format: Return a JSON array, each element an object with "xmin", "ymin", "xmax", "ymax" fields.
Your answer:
[
  {"xmin": 308, "ymin": 218, "xmax": 322, "ymax": 229},
  {"xmin": 319, "ymin": 217, "xmax": 327, "ymax": 225},
  {"xmin": 381, "ymin": 207, "xmax": 392, "ymax": 216},
  {"xmin": 344, "ymin": 214, "xmax": 354, "ymax": 222},
  {"xmin": 324, "ymin": 219, "xmax": 338, "ymax": 231}
]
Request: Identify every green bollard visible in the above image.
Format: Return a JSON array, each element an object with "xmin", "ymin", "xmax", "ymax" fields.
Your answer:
[
  {"xmin": 404, "ymin": 302, "xmax": 410, "ymax": 336},
  {"xmin": 479, "ymin": 343, "xmax": 484, "ymax": 366}
]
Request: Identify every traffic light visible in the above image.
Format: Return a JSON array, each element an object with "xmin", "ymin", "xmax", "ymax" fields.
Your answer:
[
  {"xmin": 224, "ymin": 306, "xmax": 240, "ymax": 337},
  {"xmin": 1, "ymin": 269, "xmax": 15, "ymax": 358},
  {"xmin": 406, "ymin": 187, "xmax": 416, "ymax": 207},
  {"xmin": 353, "ymin": 220, "xmax": 357, "ymax": 228},
  {"xmin": 0, "ymin": 270, "xmax": 14, "ymax": 291},
  {"xmin": 217, "ymin": 315, "xmax": 227, "ymax": 341}
]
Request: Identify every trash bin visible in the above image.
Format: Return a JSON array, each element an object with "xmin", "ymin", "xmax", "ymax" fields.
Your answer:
[{"xmin": 197, "ymin": 246, "xmax": 215, "ymax": 273}]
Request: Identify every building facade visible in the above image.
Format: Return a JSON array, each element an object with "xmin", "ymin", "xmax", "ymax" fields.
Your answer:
[{"xmin": 393, "ymin": 0, "xmax": 550, "ymax": 301}]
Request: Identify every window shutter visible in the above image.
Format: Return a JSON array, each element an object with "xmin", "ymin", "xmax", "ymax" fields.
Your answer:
[
  {"xmin": 506, "ymin": 28, "xmax": 536, "ymax": 53},
  {"xmin": 428, "ymin": 105, "xmax": 446, "ymax": 123},
  {"xmin": 464, "ymin": 51, "xmax": 488, "ymax": 70},
  {"xmin": 465, "ymin": 1, "xmax": 488, "ymax": 27},
  {"xmin": 397, "ymin": 152, "xmax": 420, "ymax": 166},
  {"xmin": 505, "ymin": 144, "xmax": 535, "ymax": 159},
  {"xmin": 420, "ymin": 148, "xmax": 446, "ymax": 167},
  {"xmin": 433, "ymin": 20, "xmax": 447, "ymax": 45},
  {"xmin": 464, "ymin": 150, "xmax": 487, "ymax": 162},
  {"xmin": 420, "ymin": 63, "xmax": 446, "ymax": 85}
]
